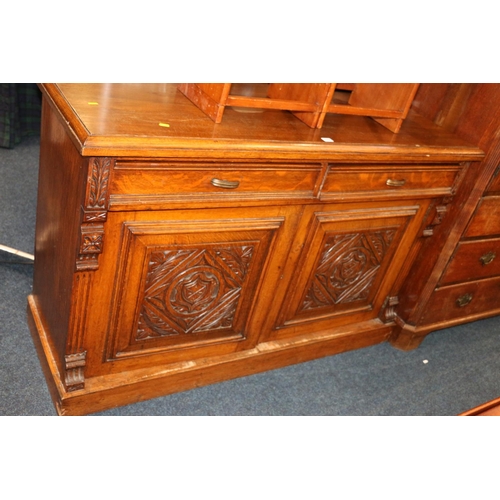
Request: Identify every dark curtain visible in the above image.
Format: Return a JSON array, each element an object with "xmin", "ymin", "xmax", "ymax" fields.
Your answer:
[{"xmin": 0, "ymin": 83, "xmax": 42, "ymax": 148}]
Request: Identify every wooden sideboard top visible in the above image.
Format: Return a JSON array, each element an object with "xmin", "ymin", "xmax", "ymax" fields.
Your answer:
[{"xmin": 39, "ymin": 83, "xmax": 484, "ymax": 162}]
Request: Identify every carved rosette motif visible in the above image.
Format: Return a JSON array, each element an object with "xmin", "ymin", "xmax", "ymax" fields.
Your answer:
[
  {"xmin": 300, "ymin": 229, "xmax": 396, "ymax": 312},
  {"xmin": 137, "ymin": 245, "xmax": 254, "ymax": 340},
  {"xmin": 76, "ymin": 158, "xmax": 112, "ymax": 271}
]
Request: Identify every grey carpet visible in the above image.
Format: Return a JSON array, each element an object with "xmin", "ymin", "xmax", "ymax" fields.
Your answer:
[{"xmin": 2, "ymin": 136, "xmax": 500, "ymax": 416}]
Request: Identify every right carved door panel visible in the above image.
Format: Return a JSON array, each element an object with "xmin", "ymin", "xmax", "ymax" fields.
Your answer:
[{"xmin": 271, "ymin": 203, "xmax": 427, "ymax": 338}]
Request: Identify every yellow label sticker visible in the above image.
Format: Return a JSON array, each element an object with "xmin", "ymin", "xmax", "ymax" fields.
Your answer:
[
  {"xmin": 159, "ymin": 122, "xmax": 170, "ymax": 128},
  {"xmin": 87, "ymin": 102, "xmax": 99, "ymax": 105}
]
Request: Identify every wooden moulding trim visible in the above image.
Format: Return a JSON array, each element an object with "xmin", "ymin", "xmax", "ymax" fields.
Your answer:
[
  {"xmin": 80, "ymin": 135, "xmax": 483, "ymax": 157},
  {"xmin": 425, "ymin": 309, "xmax": 500, "ymax": 332},
  {"xmin": 460, "ymin": 396, "xmax": 500, "ymax": 416},
  {"xmin": 39, "ymin": 84, "xmax": 91, "ymax": 152},
  {"xmin": 44, "ymin": 319, "xmax": 391, "ymax": 415},
  {"xmin": 26, "ymin": 295, "xmax": 67, "ymax": 413},
  {"xmin": 393, "ymin": 308, "xmax": 500, "ymax": 345},
  {"xmin": 107, "ymin": 192, "xmax": 317, "ymax": 211},
  {"xmin": 320, "ymin": 187, "xmax": 455, "ymax": 202},
  {"xmin": 79, "ymin": 141, "xmax": 484, "ymax": 162}
]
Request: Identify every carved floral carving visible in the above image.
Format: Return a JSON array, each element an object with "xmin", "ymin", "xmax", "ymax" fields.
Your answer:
[
  {"xmin": 300, "ymin": 229, "xmax": 396, "ymax": 311},
  {"xmin": 80, "ymin": 229, "xmax": 104, "ymax": 254},
  {"xmin": 137, "ymin": 245, "xmax": 254, "ymax": 340},
  {"xmin": 77, "ymin": 158, "xmax": 112, "ymax": 270},
  {"xmin": 88, "ymin": 157, "xmax": 111, "ymax": 209}
]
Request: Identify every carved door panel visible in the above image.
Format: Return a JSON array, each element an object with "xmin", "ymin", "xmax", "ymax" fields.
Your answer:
[
  {"xmin": 99, "ymin": 206, "xmax": 297, "ymax": 368},
  {"xmin": 272, "ymin": 203, "xmax": 426, "ymax": 336}
]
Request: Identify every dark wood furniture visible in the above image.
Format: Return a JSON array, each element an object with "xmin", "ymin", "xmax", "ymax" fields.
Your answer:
[
  {"xmin": 391, "ymin": 84, "xmax": 500, "ymax": 350},
  {"xmin": 28, "ymin": 84, "xmax": 483, "ymax": 415}
]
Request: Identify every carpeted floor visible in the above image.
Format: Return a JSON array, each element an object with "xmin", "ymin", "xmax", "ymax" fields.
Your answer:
[{"xmin": 2, "ymin": 136, "xmax": 500, "ymax": 416}]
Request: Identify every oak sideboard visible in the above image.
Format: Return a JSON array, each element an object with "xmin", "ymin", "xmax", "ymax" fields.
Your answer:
[{"xmin": 28, "ymin": 83, "xmax": 485, "ymax": 415}]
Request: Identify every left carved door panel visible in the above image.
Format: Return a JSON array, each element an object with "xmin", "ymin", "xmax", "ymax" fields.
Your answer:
[{"xmin": 101, "ymin": 207, "xmax": 294, "ymax": 365}]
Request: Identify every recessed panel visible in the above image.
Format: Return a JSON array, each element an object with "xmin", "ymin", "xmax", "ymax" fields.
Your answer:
[
  {"xmin": 276, "ymin": 205, "xmax": 420, "ymax": 328},
  {"xmin": 107, "ymin": 217, "xmax": 284, "ymax": 360}
]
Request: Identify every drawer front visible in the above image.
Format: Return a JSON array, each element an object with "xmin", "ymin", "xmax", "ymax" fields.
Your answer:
[
  {"xmin": 320, "ymin": 164, "xmax": 461, "ymax": 200},
  {"xmin": 440, "ymin": 238, "xmax": 500, "ymax": 285},
  {"xmin": 464, "ymin": 196, "xmax": 500, "ymax": 238},
  {"xmin": 421, "ymin": 276, "xmax": 500, "ymax": 324},
  {"xmin": 110, "ymin": 161, "xmax": 322, "ymax": 205}
]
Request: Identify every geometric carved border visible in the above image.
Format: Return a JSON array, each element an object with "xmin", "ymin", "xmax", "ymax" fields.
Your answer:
[
  {"xmin": 137, "ymin": 245, "xmax": 254, "ymax": 340},
  {"xmin": 300, "ymin": 228, "xmax": 397, "ymax": 312}
]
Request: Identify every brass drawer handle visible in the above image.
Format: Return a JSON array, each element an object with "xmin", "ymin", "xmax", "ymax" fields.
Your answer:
[
  {"xmin": 386, "ymin": 178, "xmax": 406, "ymax": 187},
  {"xmin": 211, "ymin": 178, "xmax": 240, "ymax": 189},
  {"xmin": 480, "ymin": 251, "xmax": 496, "ymax": 266},
  {"xmin": 456, "ymin": 293, "xmax": 473, "ymax": 307}
]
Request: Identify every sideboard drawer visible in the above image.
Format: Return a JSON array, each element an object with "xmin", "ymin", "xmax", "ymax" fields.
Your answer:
[
  {"xmin": 320, "ymin": 164, "xmax": 461, "ymax": 200},
  {"xmin": 421, "ymin": 276, "xmax": 500, "ymax": 324},
  {"xmin": 464, "ymin": 196, "xmax": 500, "ymax": 238},
  {"xmin": 110, "ymin": 161, "xmax": 322, "ymax": 205},
  {"xmin": 440, "ymin": 237, "xmax": 500, "ymax": 285}
]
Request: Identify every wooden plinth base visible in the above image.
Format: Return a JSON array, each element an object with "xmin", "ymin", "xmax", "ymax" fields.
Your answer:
[{"xmin": 27, "ymin": 294, "xmax": 392, "ymax": 416}]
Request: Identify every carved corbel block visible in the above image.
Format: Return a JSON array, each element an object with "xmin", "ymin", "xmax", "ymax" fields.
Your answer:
[
  {"xmin": 76, "ymin": 158, "xmax": 112, "ymax": 271},
  {"xmin": 423, "ymin": 201, "xmax": 450, "ymax": 237},
  {"xmin": 64, "ymin": 351, "xmax": 87, "ymax": 391},
  {"xmin": 76, "ymin": 224, "xmax": 105, "ymax": 270},
  {"xmin": 381, "ymin": 295, "xmax": 399, "ymax": 323}
]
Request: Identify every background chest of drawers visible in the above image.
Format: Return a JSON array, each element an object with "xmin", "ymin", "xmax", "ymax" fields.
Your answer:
[
  {"xmin": 391, "ymin": 84, "xmax": 500, "ymax": 349},
  {"xmin": 28, "ymin": 84, "xmax": 483, "ymax": 415}
]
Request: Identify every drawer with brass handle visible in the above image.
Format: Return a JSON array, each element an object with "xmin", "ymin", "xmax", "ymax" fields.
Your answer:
[
  {"xmin": 386, "ymin": 178, "xmax": 407, "ymax": 187},
  {"xmin": 210, "ymin": 178, "xmax": 240, "ymax": 189},
  {"xmin": 440, "ymin": 237, "xmax": 500, "ymax": 285},
  {"xmin": 480, "ymin": 251, "xmax": 496, "ymax": 266},
  {"xmin": 421, "ymin": 275, "xmax": 500, "ymax": 325},
  {"xmin": 320, "ymin": 164, "xmax": 461, "ymax": 201},
  {"xmin": 109, "ymin": 161, "xmax": 323, "ymax": 209},
  {"xmin": 456, "ymin": 293, "xmax": 473, "ymax": 307}
]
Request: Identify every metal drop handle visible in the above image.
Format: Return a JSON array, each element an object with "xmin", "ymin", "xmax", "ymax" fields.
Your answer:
[
  {"xmin": 480, "ymin": 251, "xmax": 496, "ymax": 266},
  {"xmin": 386, "ymin": 178, "xmax": 406, "ymax": 187},
  {"xmin": 456, "ymin": 293, "xmax": 473, "ymax": 307},
  {"xmin": 211, "ymin": 178, "xmax": 240, "ymax": 189}
]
